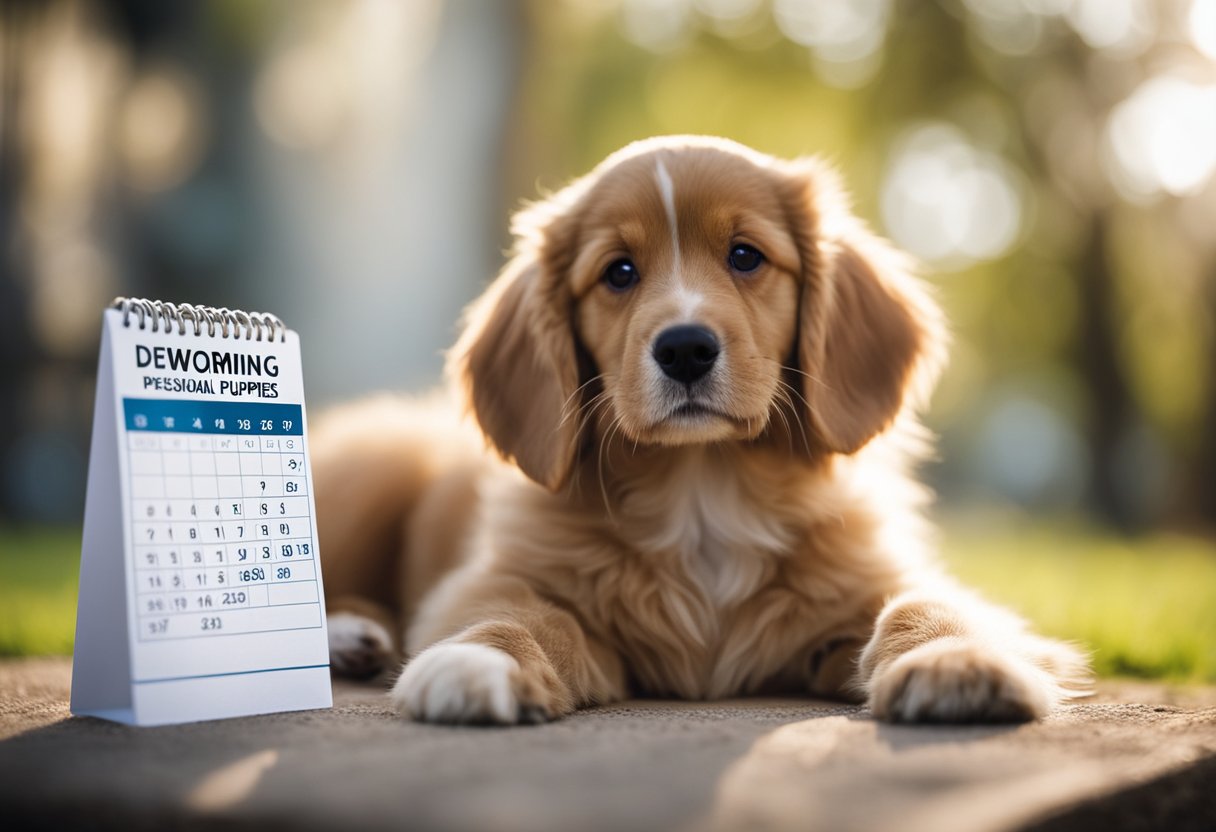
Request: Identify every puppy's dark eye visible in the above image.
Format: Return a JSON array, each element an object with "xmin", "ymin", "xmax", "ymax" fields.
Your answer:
[
  {"xmin": 603, "ymin": 258, "xmax": 639, "ymax": 291},
  {"xmin": 728, "ymin": 244, "xmax": 763, "ymax": 273}
]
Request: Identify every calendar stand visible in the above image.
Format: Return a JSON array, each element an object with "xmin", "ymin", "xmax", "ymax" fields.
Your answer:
[{"xmin": 71, "ymin": 299, "xmax": 332, "ymax": 726}]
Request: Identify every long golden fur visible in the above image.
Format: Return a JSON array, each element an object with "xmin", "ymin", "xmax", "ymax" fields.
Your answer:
[{"xmin": 313, "ymin": 136, "xmax": 1089, "ymax": 724}]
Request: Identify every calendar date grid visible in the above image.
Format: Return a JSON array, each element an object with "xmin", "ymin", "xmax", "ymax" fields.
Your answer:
[{"xmin": 122, "ymin": 399, "xmax": 322, "ymax": 642}]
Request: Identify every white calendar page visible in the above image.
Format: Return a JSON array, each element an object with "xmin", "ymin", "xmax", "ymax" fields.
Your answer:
[{"xmin": 72, "ymin": 306, "xmax": 332, "ymax": 725}]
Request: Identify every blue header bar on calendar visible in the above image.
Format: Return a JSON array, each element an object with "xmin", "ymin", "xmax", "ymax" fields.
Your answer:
[{"xmin": 123, "ymin": 398, "xmax": 303, "ymax": 435}]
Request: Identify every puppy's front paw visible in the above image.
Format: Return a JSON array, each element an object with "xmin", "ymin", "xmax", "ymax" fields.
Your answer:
[
  {"xmin": 391, "ymin": 643, "xmax": 553, "ymax": 725},
  {"xmin": 328, "ymin": 612, "xmax": 395, "ymax": 679},
  {"xmin": 869, "ymin": 639, "xmax": 1052, "ymax": 724}
]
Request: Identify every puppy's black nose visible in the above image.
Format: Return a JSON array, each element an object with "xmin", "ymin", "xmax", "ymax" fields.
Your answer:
[{"xmin": 652, "ymin": 325, "xmax": 720, "ymax": 383}]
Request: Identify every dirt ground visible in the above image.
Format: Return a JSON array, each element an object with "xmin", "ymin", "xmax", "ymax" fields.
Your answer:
[{"xmin": 1, "ymin": 658, "xmax": 1214, "ymax": 832}]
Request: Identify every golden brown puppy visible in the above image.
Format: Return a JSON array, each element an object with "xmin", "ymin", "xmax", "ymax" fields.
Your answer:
[{"xmin": 312, "ymin": 135, "xmax": 1089, "ymax": 724}]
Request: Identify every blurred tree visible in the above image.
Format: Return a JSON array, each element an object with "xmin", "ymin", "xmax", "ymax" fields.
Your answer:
[
  {"xmin": 1197, "ymin": 263, "xmax": 1216, "ymax": 523},
  {"xmin": 0, "ymin": 0, "xmax": 254, "ymax": 520},
  {"xmin": 959, "ymin": 15, "xmax": 1149, "ymax": 528},
  {"xmin": 0, "ymin": 2, "xmax": 39, "ymax": 522}
]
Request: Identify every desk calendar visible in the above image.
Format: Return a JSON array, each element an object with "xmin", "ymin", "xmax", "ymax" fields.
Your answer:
[{"xmin": 71, "ymin": 299, "xmax": 332, "ymax": 726}]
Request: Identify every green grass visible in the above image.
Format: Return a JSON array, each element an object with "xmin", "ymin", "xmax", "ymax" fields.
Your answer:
[
  {"xmin": 0, "ymin": 527, "xmax": 81, "ymax": 657},
  {"xmin": 2, "ymin": 522, "xmax": 1214, "ymax": 682},
  {"xmin": 942, "ymin": 521, "xmax": 1216, "ymax": 683}
]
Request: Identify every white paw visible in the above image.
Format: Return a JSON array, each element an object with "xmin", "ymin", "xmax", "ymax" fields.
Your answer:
[
  {"xmin": 328, "ymin": 613, "xmax": 394, "ymax": 679},
  {"xmin": 870, "ymin": 639, "xmax": 1054, "ymax": 724},
  {"xmin": 391, "ymin": 643, "xmax": 533, "ymax": 724}
]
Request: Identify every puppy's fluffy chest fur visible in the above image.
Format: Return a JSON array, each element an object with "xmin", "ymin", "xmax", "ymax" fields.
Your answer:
[{"xmin": 480, "ymin": 446, "xmax": 904, "ymax": 699}]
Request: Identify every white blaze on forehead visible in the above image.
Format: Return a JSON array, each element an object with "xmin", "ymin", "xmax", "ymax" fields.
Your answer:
[
  {"xmin": 673, "ymin": 285, "xmax": 703, "ymax": 318},
  {"xmin": 655, "ymin": 158, "xmax": 703, "ymax": 319},
  {"xmin": 655, "ymin": 158, "xmax": 681, "ymax": 269}
]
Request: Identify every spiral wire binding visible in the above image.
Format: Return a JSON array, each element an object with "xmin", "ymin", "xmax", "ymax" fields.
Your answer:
[{"xmin": 112, "ymin": 298, "xmax": 288, "ymax": 343}]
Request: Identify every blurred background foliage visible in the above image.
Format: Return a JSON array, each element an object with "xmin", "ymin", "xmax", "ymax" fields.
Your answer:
[{"xmin": 1, "ymin": 0, "xmax": 1214, "ymax": 675}]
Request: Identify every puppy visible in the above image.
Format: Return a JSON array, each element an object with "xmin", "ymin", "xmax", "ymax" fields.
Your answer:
[{"xmin": 313, "ymin": 135, "xmax": 1089, "ymax": 724}]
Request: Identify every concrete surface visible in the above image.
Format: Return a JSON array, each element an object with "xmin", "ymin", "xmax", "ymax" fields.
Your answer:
[{"xmin": 1, "ymin": 658, "xmax": 1214, "ymax": 832}]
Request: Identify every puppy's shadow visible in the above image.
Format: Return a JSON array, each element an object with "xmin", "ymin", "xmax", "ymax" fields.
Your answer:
[
  {"xmin": 867, "ymin": 716, "xmax": 1023, "ymax": 752},
  {"xmin": 841, "ymin": 707, "xmax": 1023, "ymax": 751}
]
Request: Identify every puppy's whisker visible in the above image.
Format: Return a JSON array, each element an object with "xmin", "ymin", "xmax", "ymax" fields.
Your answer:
[
  {"xmin": 595, "ymin": 412, "xmax": 620, "ymax": 487},
  {"xmin": 775, "ymin": 379, "xmax": 813, "ymax": 456},
  {"xmin": 776, "ymin": 361, "xmax": 834, "ymax": 396},
  {"xmin": 608, "ymin": 416, "xmax": 629, "ymax": 470},
  {"xmin": 576, "ymin": 388, "xmax": 611, "ymax": 429},
  {"xmin": 558, "ymin": 375, "xmax": 604, "ymax": 429},
  {"xmin": 570, "ymin": 390, "xmax": 614, "ymax": 496},
  {"xmin": 770, "ymin": 387, "xmax": 796, "ymax": 456},
  {"xmin": 777, "ymin": 380, "xmax": 810, "ymax": 417},
  {"xmin": 596, "ymin": 426, "xmax": 611, "ymax": 523},
  {"xmin": 750, "ymin": 356, "xmax": 827, "ymax": 419},
  {"xmin": 775, "ymin": 375, "xmax": 814, "ymax": 416},
  {"xmin": 769, "ymin": 383, "xmax": 799, "ymax": 455},
  {"xmin": 772, "ymin": 387, "xmax": 798, "ymax": 456},
  {"xmin": 576, "ymin": 390, "xmax": 605, "ymax": 424},
  {"xmin": 755, "ymin": 355, "xmax": 827, "ymax": 389},
  {"xmin": 596, "ymin": 414, "xmax": 628, "ymax": 527},
  {"xmin": 567, "ymin": 390, "xmax": 617, "ymax": 499},
  {"xmin": 580, "ymin": 392, "xmax": 616, "ymax": 436}
]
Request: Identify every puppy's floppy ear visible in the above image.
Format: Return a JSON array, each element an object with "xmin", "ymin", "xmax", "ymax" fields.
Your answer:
[
  {"xmin": 782, "ymin": 160, "xmax": 946, "ymax": 455},
  {"xmin": 448, "ymin": 202, "xmax": 583, "ymax": 492}
]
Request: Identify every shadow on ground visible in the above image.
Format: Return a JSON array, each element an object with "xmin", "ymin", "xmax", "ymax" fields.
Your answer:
[{"xmin": 1, "ymin": 659, "xmax": 1214, "ymax": 832}]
